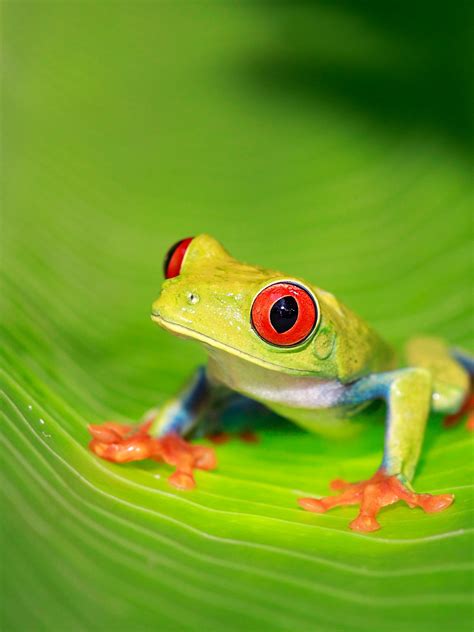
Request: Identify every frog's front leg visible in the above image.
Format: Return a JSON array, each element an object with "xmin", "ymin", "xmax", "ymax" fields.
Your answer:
[
  {"xmin": 299, "ymin": 369, "xmax": 454, "ymax": 532},
  {"xmin": 89, "ymin": 367, "xmax": 219, "ymax": 489}
]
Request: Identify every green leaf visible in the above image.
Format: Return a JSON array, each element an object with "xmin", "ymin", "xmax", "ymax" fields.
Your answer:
[{"xmin": 2, "ymin": 3, "xmax": 472, "ymax": 631}]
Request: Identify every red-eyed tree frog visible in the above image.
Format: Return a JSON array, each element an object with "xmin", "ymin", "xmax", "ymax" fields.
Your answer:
[{"xmin": 89, "ymin": 235, "xmax": 473, "ymax": 532}]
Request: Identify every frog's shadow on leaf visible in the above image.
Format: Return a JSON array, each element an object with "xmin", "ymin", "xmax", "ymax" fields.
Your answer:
[{"xmin": 128, "ymin": 402, "xmax": 446, "ymax": 482}]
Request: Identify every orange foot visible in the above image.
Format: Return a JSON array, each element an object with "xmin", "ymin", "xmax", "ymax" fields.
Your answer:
[
  {"xmin": 208, "ymin": 430, "xmax": 259, "ymax": 444},
  {"xmin": 298, "ymin": 469, "xmax": 454, "ymax": 532},
  {"xmin": 88, "ymin": 421, "xmax": 216, "ymax": 490},
  {"xmin": 444, "ymin": 392, "xmax": 474, "ymax": 431}
]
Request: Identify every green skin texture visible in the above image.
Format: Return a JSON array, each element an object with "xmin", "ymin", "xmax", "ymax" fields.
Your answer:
[{"xmin": 151, "ymin": 234, "xmax": 470, "ymax": 486}]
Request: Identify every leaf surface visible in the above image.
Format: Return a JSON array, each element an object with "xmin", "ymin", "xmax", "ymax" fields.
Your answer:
[{"xmin": 2, "ymin": 3, "xmax": 473, "ymax": 631}]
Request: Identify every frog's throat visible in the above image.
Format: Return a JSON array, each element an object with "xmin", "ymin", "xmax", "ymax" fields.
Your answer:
[{"xmin": 151, "ymin": 313, "xmax": 314, "ymax": 376}]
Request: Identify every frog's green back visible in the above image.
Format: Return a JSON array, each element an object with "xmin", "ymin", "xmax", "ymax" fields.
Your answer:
[{"xmin": 312, "ymin": 288, "xmax": 395, "ymax": 381}]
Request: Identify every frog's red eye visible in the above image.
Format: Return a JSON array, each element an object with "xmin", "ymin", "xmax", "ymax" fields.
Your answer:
[
  {"xmin": 163, "ymin": 237, "xmax": 194, "ymax": 279},
  {"xmin": 251, "ymin": 282, "xmax": 318, "ymax": 347}
]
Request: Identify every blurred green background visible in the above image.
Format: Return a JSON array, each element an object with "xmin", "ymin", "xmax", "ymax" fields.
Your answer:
[{"xmin": 2, "ymin": 2, "xmax": 473, "ymax": 631}]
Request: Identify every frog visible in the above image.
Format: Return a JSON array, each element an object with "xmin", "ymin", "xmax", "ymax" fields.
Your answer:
[{"xmin": 88, "ymin": 234, "xmax": 474, "ymax": 532}]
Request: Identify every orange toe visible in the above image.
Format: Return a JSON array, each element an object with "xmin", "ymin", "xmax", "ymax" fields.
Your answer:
[
  {"xmin": 208, "ymin": 430, "xmax": 259, "ymax": 444},
  {"xmin": 329, "ymin": 478, "xmax": 352, "ymax": 491},
  {"xmin": 168, "ymin": 470, "xmax": 196, "ymax": 490},
  {"xmin": 416, "ymin": 493, "xmax": 454, "ymax": 513},
  {"xmin": 208, "ymin": 432, "xmax": 231, "ymax": 444},
  {"xmin": 298, "ymin": 498, "xmax": 327, "ymax": 513},
  {"xmin": 88, "ymin": 424, "xmax": 122, "ymax": 443},
  {"xmin": 89, "ymin": 435, "xmax": 155, "ymax": 463},
  {"xmin": 239, "ymin": 430, "xmax": 259, "ymax": 443},
  {"xmin": 350, "ymin": 514, "xmax": 380, "ymax": 533},
  {"xmin": 191, "ymin": 445, "xmax": 217, "ymax": 470}
]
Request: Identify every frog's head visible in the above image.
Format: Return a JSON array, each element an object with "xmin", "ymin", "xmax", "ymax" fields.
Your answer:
[{"xmin": 152, "ymin": 234, "xmax": 343, "ymax": 375}]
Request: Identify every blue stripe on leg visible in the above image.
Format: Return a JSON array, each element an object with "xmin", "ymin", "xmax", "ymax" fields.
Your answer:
[
  {"xmin": 451, "ymin": 349, "xmax": 474, "ymax": 375},
  {"xmin": 151, "ymin": 366, "xmax": 212, "ymax": 437}
]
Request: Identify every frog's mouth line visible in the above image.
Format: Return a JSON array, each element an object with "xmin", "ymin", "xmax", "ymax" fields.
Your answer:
[{"xmin": 151, "ymin": 312, "xmax": 314, "ymax": 376}]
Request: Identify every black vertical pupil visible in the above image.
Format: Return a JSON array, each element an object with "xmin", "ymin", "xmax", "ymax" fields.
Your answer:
[{"xmin": 270, "ymin": 296, "xmax": 298, "ymax": 333}]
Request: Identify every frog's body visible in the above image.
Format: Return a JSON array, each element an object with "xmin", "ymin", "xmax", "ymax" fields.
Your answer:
[
  {"xmin": 206, "ymin": 348, "xmax": 365, "ymax": 437},
  {"xmin": 89, "ymin": 234, "xmax": 473, "ymax": 532}
]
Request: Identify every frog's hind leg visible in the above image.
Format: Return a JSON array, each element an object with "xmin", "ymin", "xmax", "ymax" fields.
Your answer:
[
  {"xmin": 88, "ymin": 367, "xmax": 219, "ymax": 489},
  {"xmin": 405, "ymin": 337, "xmax": 473, "ymax": 429},
  {"xmin": 200, "ymin": 394, "xmax": 265, "ymax": 444},
  {"xmin": 444, "ymin": 348, "xmax": 474, "ymax": 430}
]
